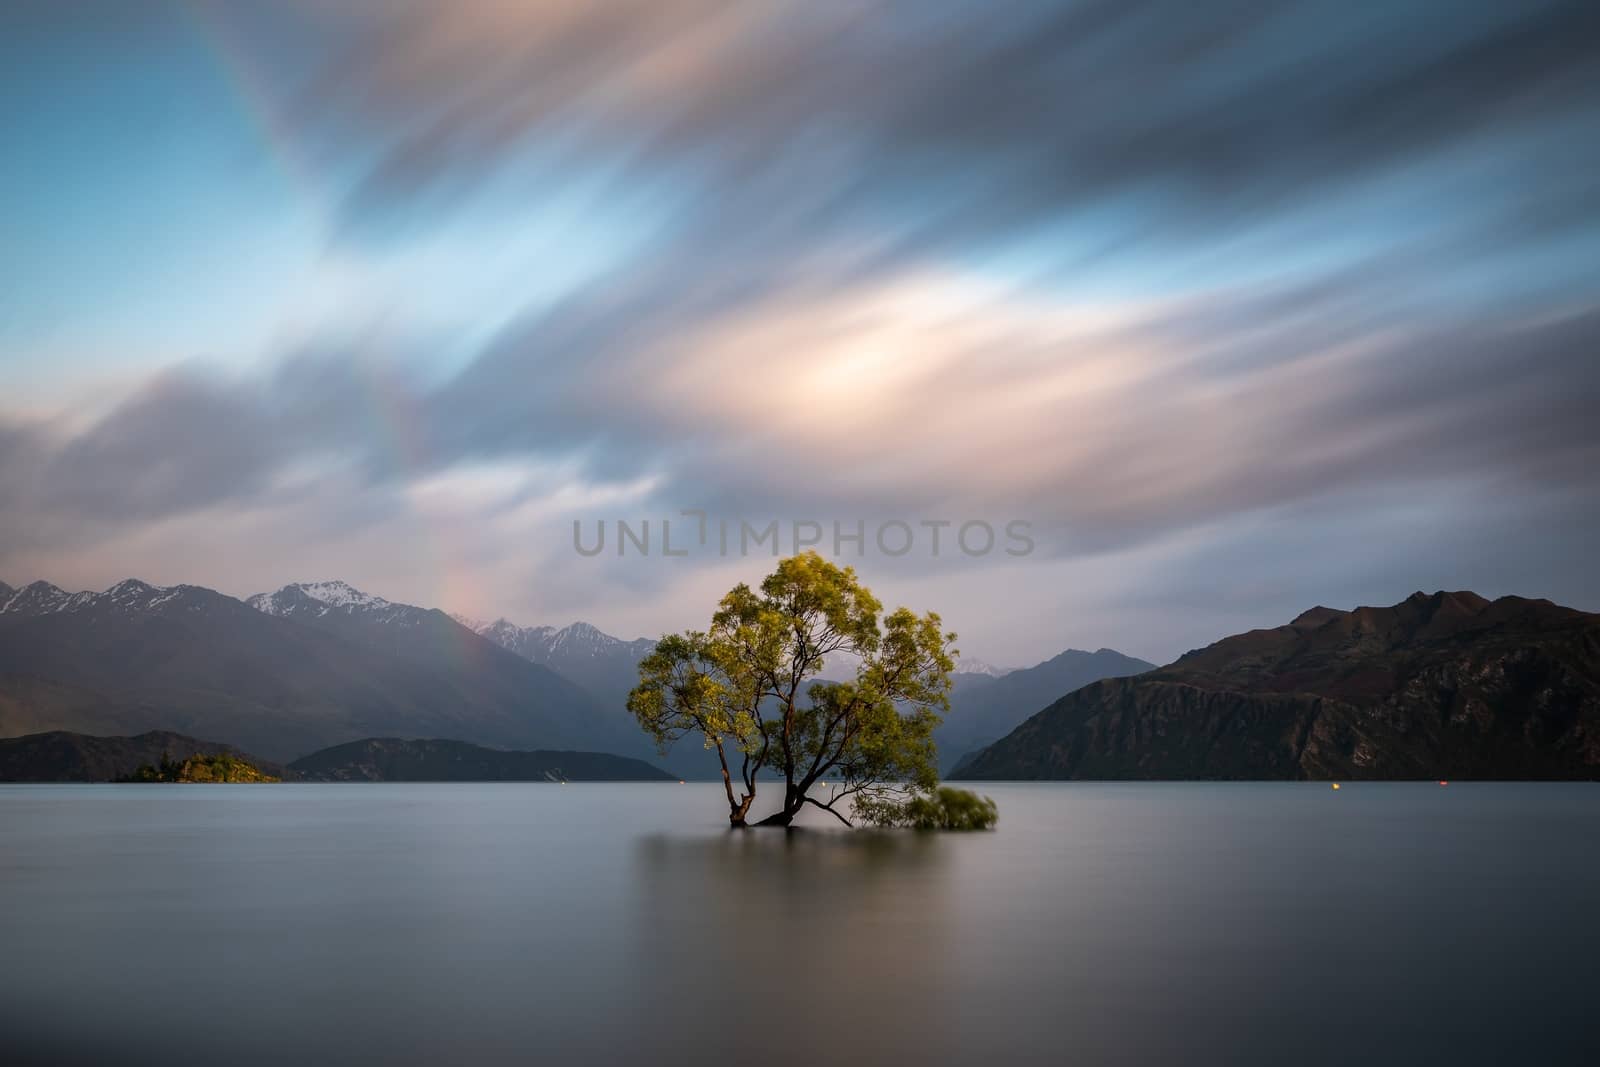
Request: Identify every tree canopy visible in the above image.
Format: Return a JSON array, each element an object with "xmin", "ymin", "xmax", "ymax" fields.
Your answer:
[{"xmin": 628, "ymin": 551, "xmax": 992, "ymax": 828}]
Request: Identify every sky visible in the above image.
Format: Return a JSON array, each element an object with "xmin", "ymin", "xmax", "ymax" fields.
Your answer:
[{"xmin": 1, "ymin": 0, "xmax": 1597, "ymax": 667}]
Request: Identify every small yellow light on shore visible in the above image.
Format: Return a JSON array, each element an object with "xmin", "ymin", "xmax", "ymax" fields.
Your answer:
[
  {"xmin": 1331, "ymin": 782, "xmax": 1341, "ymax": 790},
  {"xmin": 678, "ymin": 780, "xmax": 686, "ymax": 785},
  {"xmin": 1438, "ymin": 780, "xmax": 1448, "ymax": 786}
]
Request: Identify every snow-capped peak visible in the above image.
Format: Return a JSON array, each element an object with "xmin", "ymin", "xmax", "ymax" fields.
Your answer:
[
  {"xmin": 248, "ymin": 580, "xmax": 392, "ymax": 617},
  {"xmin": 546, "ymin": 621, "xmax": 609, "ymax": 654},
  {"xmin": 107, "ymin": 578, "xmax": 154, "ymax": 600},
  {"xmin": 955, "ymin": 656, "xmax": 1015, "ymax": 678},
  {"xmin": 0, "ymin": 580, "xmax": 73, "ymax": 616},
  {"xmin": 104, "ymin": 578, "xmax": 191, "ymax": 611},
  {"xmin": 296, "ymin": 580, "xmax": 391, "ymax": 610},
  {"xmin": 0, "ymin": 578, "xmax": 199, "ymax": 617},
  {"xmin": 461, "ymin": 615, "xmax": 653, "ymax": 663}
]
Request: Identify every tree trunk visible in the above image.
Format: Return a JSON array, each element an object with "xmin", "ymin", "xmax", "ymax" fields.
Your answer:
[
  {"xmin": 718, "ymin": 742, "xmax": 756, "ymax": 828},
  {"xmin": 754, "ymin": 783, "xmax": 803, "ymax": 827},
  {"xmin": 753, "ymin": 801, "xmax": 803, "ymax": 827}
]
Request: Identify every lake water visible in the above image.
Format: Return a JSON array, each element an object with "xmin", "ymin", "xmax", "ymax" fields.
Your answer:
[{"xmin": 2, "ymin": 782, "xmax": 1596, "ymax": 1066}]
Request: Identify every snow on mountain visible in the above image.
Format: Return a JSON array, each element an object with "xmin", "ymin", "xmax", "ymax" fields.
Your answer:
[
  {"xmin": 0, "ymin": 577, "xmax": 635, "ymax": 762},
  {"xmin": 248, "ymin": 583, "xmax": 651, "ymax": 658},
  {"xmin": 460, "ymin": 615, "xmax": 657, "ymax": 740},
  {"xmin": 249, "ymin": 579, "xmax": 388, "ymax": 614},
  {"xmin": 0, "ymin": 580, "xmax": 75, "ymax": 616},
  {"xmin": 0, "ymin": 578, "xmax": 209, "ymax": 618},
  {"xmin": 545, "ymin": 621, "xmax": 656, "ymax": 659},
  {"xmin": 462, "ymin": 617, "xmax": 654, "ymax": 662},
  {"xmin": 246, "ymin": 581, "xmax": 425, "ymax": 627},
  {"xmin": 3, "ymin": 577, "xmax": 1007, "ymax": 683},
  {"xmin": 475, "ymin": 619, "xmax": 555, "ymax": 660},
  {"xmin": 955, "ymin": 657, "xmax": 1016, "ymax": 678},
  {"xmin": 290, "ymin": 579, "xmax": 392, "ymax": 611}
]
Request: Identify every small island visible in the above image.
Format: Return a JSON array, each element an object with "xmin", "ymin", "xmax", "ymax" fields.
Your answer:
[{"xmin": 120, "ymin": 751, "xmax": 280, "ymax": 783}]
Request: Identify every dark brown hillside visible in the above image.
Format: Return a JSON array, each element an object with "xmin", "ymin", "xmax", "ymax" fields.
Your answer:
[{"xmin": 954, "ymin": 592, "xmax": 1600, "ymax": 780}]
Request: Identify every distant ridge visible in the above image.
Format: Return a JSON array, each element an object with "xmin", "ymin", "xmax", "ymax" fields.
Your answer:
[
  {"xmin": 0, "ymin": 729, "xmax": 673, "ymax": 783},
  {"xmin": 246, "ymin": 580, "xmax": 660, "ymax": 760},
  {"xmin": 0, "ymin": 578, "xmax": 624, "ymax": 762},
  {"xmin": 456, "ymin": 616, "xmax": 656, "ymax": 708},
  {"xmin": 0, "ymin": 729, "xmax": 283, "ymax": 782},
  {"xmin": 954, "ymin": 657, "xmax": 1016, "ymax": 679},
  {"xmin": 936, "ymin": 647, "xmax": 1156, "ymax": 773},
  {"xmin": 288, "ymin": 737, "xmax": 674, "ymax": 782},
  {"xmin": 456, "ymin": 614, "xmax": 675, "ymax": 762},
  {"xmin": 954, "ymin": 591, "xmax": 1600, "ymax": 780},
  {"xmin": 0, "ymin": 577, "xmax": 197, "ymax": 618}
]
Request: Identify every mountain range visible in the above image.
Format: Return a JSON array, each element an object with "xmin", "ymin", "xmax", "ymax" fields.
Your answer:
[
  {"xmin": 0, "ymin": 578, "xmax": 616, "ymax": 762},
  {"xmin": 25, "ymin": 577, "xmax": 1578, "ymax": 783},
  {"xmin": 953, "ymin": 591, "xmax": 1600, "ymax": 780},
  {"xmin": 0, "ymin": 575, "xmax": 1154, "ymax": 776},
  {"xmin": 453, "ymin": 615, "xmax": 656, "ymax": 729},
  {"xmin": 243, "ymin": 580, "xmax": 655, "ymax": 752},
  {"xmin": 937, "ymin": 648, "xmax": 1156, "ymax": 772},
  {"xmin": 453, "ymin": 615, "xmax": 1149, "ymax": 776},
  {"xmin": 287, "ymin": 736, "xmax": 673, "ymax": 782},
  {"xmin": 0, "ymin": 729, "xmax": 672, "ymax": 783}
]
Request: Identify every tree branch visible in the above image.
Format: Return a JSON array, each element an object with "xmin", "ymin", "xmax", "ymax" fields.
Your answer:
[{"xmin": 803, "ymin": 795, "xmax": 854, "ymax": 828}]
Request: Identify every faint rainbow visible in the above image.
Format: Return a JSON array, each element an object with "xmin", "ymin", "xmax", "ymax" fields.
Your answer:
[
  {"xmin": 177, "ymin": 0, "xmax": 330, "ymax": 233},
  {"xmin": 178, "ymin": 1, "xmax": 492, "ymax": 629}
]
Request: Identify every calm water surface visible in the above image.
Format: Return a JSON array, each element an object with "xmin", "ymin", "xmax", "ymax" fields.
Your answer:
[{"xmin": 2, "ymin": 782, "xmax": 1596, "ymax": 1066}]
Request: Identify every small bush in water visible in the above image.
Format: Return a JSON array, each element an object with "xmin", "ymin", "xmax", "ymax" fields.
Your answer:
[{"xmin": 860, "ymin": 786, "xmax": 998, "ymax": 830}]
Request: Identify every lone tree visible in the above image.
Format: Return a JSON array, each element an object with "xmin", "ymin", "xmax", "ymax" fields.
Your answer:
[{"xmin": 627, "ymin": 551, "xmax": 959, "ymax": 828}]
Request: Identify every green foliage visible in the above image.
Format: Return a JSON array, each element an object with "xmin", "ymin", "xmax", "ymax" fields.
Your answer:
[
  {"xmin": 858, "ymin": 786, "xmax": 998, "ymax": 831},
  {"xmin": 628, "ymin": 551, "xmax": 971, "ymax": 827},
  {"xmin": 120, "ymin": 751, "xmax": 278, "ymax": 783}
]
